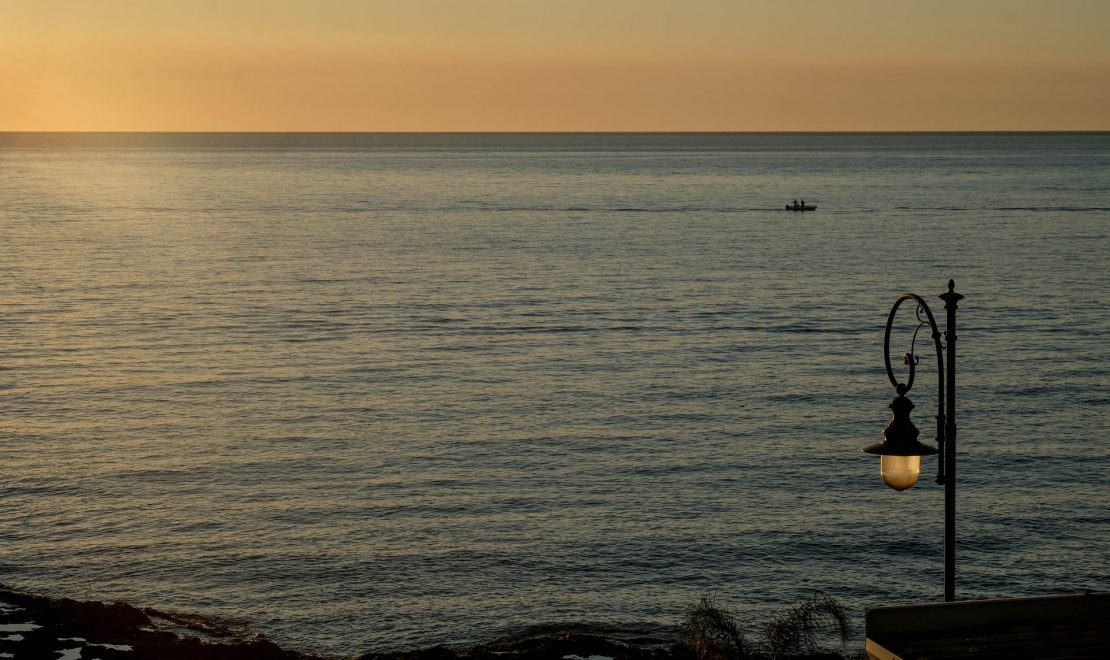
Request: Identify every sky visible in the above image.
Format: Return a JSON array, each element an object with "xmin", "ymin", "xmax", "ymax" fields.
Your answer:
[{"xmin": 2, "ymin": 0, "xmax": 1108, "ymax": 131}]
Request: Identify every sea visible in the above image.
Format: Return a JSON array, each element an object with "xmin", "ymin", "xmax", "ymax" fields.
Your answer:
[{"xmin": 1, "ymin": 132, "xmax": 1108, "ymax": 655}]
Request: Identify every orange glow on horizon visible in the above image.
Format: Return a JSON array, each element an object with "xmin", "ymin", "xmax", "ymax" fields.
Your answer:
[{"xmin": 2, "ymin": 1, "xmax": 1108, "ymax": 131}]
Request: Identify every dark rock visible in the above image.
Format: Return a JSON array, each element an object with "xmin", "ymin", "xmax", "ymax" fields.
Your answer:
[
  {"xmin": 0, "ymin": 584, "xmax": 329, "ymax": 660},
  {"xmin": 357, "ymin": 645, "xmax": 459, "ymax": 660}
]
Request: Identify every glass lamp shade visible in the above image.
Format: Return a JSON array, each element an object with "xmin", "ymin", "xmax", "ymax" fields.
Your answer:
[
  {"xmin": 880, "ymin": 454, "xmax": 921, "ymax": 491},
  {"xmin": 861, "ymin": 393, "xmax": 936, "ymax": 491}
]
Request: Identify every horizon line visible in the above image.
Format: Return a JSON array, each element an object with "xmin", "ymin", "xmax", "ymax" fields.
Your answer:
[{"xmin": 3, "ymin": 130, "xmax": 1109, "ymax": 135}]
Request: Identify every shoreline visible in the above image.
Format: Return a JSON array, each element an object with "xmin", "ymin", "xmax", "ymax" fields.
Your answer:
[
  {"xmin": 0, "ymin": 585, "xmax": 683, "ymax": 660},
  {"xmin": 0, "ymin": 584, "xmax": 317, "ymax": 659},
  {"xmin": 0, "ymin": 585, "xmax": 861, "ymax": 660}
]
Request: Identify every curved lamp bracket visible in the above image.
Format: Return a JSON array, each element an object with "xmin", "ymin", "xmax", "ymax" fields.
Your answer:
[
  {"xmin": 883, "ymin": 292, "xmax": 947, "ymax": 484},
  {"xmin": 884, "ymin": 294, "xmax": 944, "ymax": 396}
]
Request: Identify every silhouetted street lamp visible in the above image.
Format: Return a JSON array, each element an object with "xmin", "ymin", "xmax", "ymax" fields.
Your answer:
[{"xmin": 862, "ymin": 280, "xmax": 962, "ymax": 602}]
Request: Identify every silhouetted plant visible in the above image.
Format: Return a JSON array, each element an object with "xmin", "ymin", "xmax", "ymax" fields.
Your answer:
[
  {"xmin": 679, "ymin": 593, "xmax": 751, "ymax": 659},
  {"xmin": 762, "ymin": 592, "xmax": 852, "ymax": 659}
]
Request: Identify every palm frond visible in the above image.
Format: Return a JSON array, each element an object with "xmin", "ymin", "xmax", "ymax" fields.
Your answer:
[
  {"xmin": 679, "ymin": 592, "xmax": 752, "ymax": 659},
  {"xmin": 763, "ymin": 592, "xmax": 853, "ymax": 659}
]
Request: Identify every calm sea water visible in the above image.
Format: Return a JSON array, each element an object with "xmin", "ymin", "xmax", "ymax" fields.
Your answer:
[{"xmin": 1, "ymin": 133, "xmax": 1108, "ymax": 654}]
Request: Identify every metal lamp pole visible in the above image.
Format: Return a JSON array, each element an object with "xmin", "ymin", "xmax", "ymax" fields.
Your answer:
[{"xmin": 862, "ymin": 280, "xmax": 963, "ymax": 602}]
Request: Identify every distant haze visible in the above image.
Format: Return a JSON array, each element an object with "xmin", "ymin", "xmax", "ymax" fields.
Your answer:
[{"xmin": 2, "ymin": 0, "xmax": 1108, "ymax": 131}]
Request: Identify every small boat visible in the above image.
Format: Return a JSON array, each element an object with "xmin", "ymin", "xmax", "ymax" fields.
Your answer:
[{"xmin": 785, "ymin": 204, "xmax": 817, "ymax": 212}]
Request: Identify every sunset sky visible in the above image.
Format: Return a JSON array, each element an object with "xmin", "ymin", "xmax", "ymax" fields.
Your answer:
[{"xmin": 3, "ymin": 0, "xmax": 1108, "ymax": 131}]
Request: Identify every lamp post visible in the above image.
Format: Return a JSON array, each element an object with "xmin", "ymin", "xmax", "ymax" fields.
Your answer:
[{"xmin": 862, "ymin": 280, "xmax": 962, "ymax": 602}]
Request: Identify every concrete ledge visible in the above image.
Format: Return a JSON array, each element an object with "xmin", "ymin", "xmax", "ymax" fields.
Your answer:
[{"xmin": 865, "ymin": 592, "xmax": 1110, "ymax": 659}]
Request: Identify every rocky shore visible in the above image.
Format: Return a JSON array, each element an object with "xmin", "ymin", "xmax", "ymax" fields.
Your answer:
[
  {"xmin": 0, "ymin": 586, "xmax": 854, "ymax": 660},
  {"xmin": 0, "ymin": 585, "xmax": 313, "ymax": 660}
]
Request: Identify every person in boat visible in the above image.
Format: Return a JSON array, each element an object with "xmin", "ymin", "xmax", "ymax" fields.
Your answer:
[
  {"xmin": 801, "ymin": 199, "xmax": 805, "ymax": 208},
  {"xmin": 792, "ymin": 199, "xmax": 798, "ymax": 208}
]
